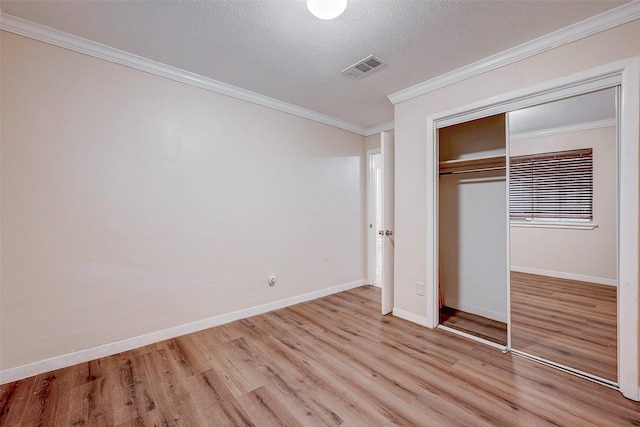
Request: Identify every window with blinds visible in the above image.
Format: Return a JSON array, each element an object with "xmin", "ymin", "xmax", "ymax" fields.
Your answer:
[{"xmin": 509, "ymin": 148, "xmax": 593, "ymax": 222}]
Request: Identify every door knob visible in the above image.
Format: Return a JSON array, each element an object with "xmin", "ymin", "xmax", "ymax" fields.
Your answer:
[
  {"xmin": 378, "ymin": 230, "xmax": 384, "ymax": 236},
  {"xmin": 385, "ymin": 230, "xmax": 393, "ymax": 236}
]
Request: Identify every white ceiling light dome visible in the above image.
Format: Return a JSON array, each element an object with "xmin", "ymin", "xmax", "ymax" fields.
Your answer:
[{"xmin": 307, "ymin": 0, "xmax": 348, "ymax": 20}]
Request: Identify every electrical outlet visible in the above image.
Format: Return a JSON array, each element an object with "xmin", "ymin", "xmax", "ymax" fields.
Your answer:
[{"xmin": 416, "ymin": 282, "xmax": 425, "ymax": 296}]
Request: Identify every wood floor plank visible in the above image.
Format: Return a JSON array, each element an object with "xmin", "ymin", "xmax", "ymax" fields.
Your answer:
[
  {"xmin": 70, "ymin": 358, "xmax": 114, "ymax": 389},
  {"xmin": 452, "ymin": 357, "xmax": 614, "ymax": 427},
  {"xmin": 114, "ymin": 408, "xmax": 163, "ymax": 427},
  {"xmin": 110, "ymin": 354, "xmax": 157, "ymax": 425},
  {"xmin": 18, "ymin": 368, "xmax": 74, "ymax": 426},
  {"xmin": 251, "ymin": 332, "xmax": 385, "ymax": 425},
  {"xmin": 282, "ymin": 311, "xmax": 502, "ymax": 425},
  {"xmin": 214, "ymin": 337, "xmax": 269, "ymax": 397},
  {"xmin": 0, "ymin": 378, "xmax": 35, "ymax": 426},
  {"xmin": 2, "ymin": 285, "xmax": 639, "ymax": 426},
  {"xmin": 236, "ymin": 386, "xmax": 300, "ymax": 427},
  {"xmin": 185, "ymin": 334, "xmax": 257, "ymax": 399},
  {"xmin": 68, "ymin": 376, "xmax": 114, "ymax": 427},
  {"xmin": 182, "ymin": 368, "xmax": 255, "ymax": 426},
  {"xmin": 164, "ymin": 335, "xmax": 212, "ymax": 378},
  {"xmin": 138, "ymin": 348, "xmax": 206, "ymax": 426}
]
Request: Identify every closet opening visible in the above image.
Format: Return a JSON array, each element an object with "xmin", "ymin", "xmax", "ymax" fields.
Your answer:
[{"xmin": 437, "ymin": 114, "xmax": 508, "ymax": 347}]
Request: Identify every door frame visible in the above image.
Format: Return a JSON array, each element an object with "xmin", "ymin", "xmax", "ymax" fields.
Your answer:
[
  {"xmin": 425, "ymin": 57, "xmax": 639, "ymax": 400},
  {"xmin": 367, "ymin": 147, "xmax": 382, "ymax": 287},
  {"xmin": 381, "ymin": 131, "xmax": 395, "ymax": 314}
]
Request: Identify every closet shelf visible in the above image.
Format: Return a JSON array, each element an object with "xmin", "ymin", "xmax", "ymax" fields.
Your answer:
[{"xmin": 439, "ymin": 154, "xmax": 506, "ymax": 175}]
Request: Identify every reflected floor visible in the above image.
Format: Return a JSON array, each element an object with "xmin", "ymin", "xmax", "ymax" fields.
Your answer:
[{"xmin": 510, "ymin": 271, "xmax": 617, "ymax": 382}]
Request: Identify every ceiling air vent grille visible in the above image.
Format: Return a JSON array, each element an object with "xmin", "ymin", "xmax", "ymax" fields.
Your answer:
[{"xmin": 342, "ymin": 55, "xmax": 387, "ymax": 79}]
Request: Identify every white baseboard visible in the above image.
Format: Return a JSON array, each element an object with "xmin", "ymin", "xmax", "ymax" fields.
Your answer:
[
  {"xmin": 0, "ymin": 279, "xmax": 365, "ymax": 385},
  {"xmin": 444, "ymin": 299, "xmax": 507, "ymax": 323},
  {"xmin": 392, "ymin": 307, "xmax": 430, "ymax": 327},
  {"xmin": 511, "ymin": 265, "xmax": 617, "ymax": 287}
]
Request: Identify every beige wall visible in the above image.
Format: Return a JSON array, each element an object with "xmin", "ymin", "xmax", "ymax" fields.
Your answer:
[
  {"xmin": 393, "ymin": 19, "xmax": 640, "ymax": 318},
  {"xmin": 510, "ymin": 126, "xmax": 617, "ymax": 282},
  {"xmin": 365, "ymin": 134, "xmax": 382, "ymax": 151},
  {"xmin": 0, "ymin": 32, "xmax": 366, "ymax": 370}
]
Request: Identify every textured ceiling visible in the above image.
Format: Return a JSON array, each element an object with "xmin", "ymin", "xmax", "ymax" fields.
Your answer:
[{"xmin": 0, "ymin": 0, "xmax": 628, "ymax": 129}]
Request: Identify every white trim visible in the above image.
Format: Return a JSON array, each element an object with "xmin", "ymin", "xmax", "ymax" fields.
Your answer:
[
  {"xmin": 388, "ymin": 2, "xmax": 640, "ymax": 104},
  {"xmin": 0, "ymin": 279, "xmax": 365, "ymax": 385},
  {"xmin": 617, "ymin": 56, "xmax": 640, "ymax": 401},
  {"xmin": 364, "ymin": 121, "xmax": 394, "ymax": 136},
  {"xmin": 0, "ymin": 13, "xmax": 368, "ymax": 136},
  {"xmin": 380, "ymin": 131, "xmax": 395, "ymax": 315},
  {"xmin": 509, "ymin": 118, "xmax": 616, "ymax": 141},
  {"xmin": 510, "ymin": 220, "xmax": 598, "ymax": 230},
  {"xmin": 425, "ymin": 58, "xmax": 639, "ymax": 401},
  {"xmin": 443, "ymin": 299, "xmax": 508, "ymax": 323},
  {"xmin": 505, "ymin": 113, "xmax": 513, "ymax": 351},
  {"xmin": 392, "ymin": 307, "xmax": 429, "ymax": 327},
  {"xmin": 425, "ymin": 116, "xmax": 439, "ymax": 329},
  {"xmin": 510, "ymin": 265, "xmax": 617, "ymax": 287}
]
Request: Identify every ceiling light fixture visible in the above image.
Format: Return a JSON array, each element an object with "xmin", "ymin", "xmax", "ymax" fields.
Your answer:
[{"xmin": 307, "ymin": 0, "xmax": 348, "ymax": 20}]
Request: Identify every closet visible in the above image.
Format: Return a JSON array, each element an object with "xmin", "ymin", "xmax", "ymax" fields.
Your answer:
[
  {"xmin": 426, "ymin": 64, "xmax": 639, "ymax": 399},
  {"xmin": 437, "ymin": 114, "xmax": 508, "ymax": 346},
  {"xmin": 433, "ymin": 86, "xmax": 623, "ymax": 388}
]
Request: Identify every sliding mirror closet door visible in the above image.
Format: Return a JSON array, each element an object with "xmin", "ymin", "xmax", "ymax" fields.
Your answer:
[
  {"xmin": 438, "ymin": 115, "xmax": 508, "ymax": 346},
  {"xmin": 508, "ymin": 88, "xmax": 618, "ymax": 383}
]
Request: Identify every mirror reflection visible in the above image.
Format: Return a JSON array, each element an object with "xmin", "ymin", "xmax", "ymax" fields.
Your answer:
[{"xmin": 508, "ymin": 88, "xmax": 618, "ymax": 382}]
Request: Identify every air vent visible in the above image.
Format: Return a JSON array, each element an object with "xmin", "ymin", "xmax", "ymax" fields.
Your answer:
[{"xmin": 342, "ymin": 55, "xmax": 387, "ymax": 79}]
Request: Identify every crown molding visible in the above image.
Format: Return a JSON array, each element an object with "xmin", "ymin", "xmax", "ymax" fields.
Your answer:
[
  {"xmin": 510, "ymin": 118, "xmax": 616, "ymax": 141},
  {"xmin": 388, "ymin": 2, "xmax": 640, "ymax": 105},
  {"xmin": 0, "ymin": 12, "xmax": 368, "ymax": 136},
  {"xmin": 363, "ymin": 121, "xmax": 394, "ymax": 136}
]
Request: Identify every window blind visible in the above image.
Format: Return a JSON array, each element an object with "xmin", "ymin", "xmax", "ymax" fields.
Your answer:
[{"xmin": 509, "ymin": 148, "xmax": 593, "ymax": 222}]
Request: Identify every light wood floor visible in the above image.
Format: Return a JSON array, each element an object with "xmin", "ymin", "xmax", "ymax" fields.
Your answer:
[
  {"xmin": 510, "ymin": 271, "xmax": 617, "ymax": 382},
  {"xmin": 2, "ymin": 286, "xmax": 638, "ymax": 426}
]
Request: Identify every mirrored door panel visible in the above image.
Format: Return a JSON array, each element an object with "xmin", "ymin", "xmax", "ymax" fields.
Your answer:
[{"xmin": 508, "ymin": 88, "xmax": 618, "ymax": 382}]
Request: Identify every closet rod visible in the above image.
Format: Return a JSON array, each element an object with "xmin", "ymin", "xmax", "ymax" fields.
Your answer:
[{"xmin": 439, "ymin": 165, "xmax": 506, "ymax": 176}]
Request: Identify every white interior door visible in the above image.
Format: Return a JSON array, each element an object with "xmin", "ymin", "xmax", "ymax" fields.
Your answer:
[
  {"xmin": 366, "ymin": 149, "xmax": 383, "ymax": 288},
  {"xmin": 381, "ymin": 131, "xmax": 395, "ymax": 314}
]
